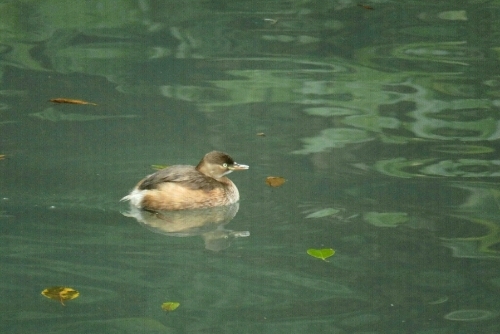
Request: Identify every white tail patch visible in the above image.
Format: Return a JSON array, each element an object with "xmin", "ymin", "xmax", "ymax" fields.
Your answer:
[{"xmin": 120, "ymin": 189, "xmax": 145, "ymax": 208}]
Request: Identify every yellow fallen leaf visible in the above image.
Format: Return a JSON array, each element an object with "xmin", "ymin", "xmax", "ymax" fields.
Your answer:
[
  {"xmin": 50, "ymin": 98, "xmax": 97, "ymax": 105},
  {"xmin": 41, "ymin": 286, "xmax": 79, "ymax": 306},
  {"xmin": 161, "ymin": 302, "xmax": 180, "ymax": 311},
  {"xmin": 266, "ymin": 176, "xmax": 286, "ymax": 187}
]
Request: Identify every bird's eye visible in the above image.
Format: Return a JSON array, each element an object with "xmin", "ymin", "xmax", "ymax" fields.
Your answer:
[{"xmin": 222, "ymin": 163, "xmax": 228, "ymax": 168}]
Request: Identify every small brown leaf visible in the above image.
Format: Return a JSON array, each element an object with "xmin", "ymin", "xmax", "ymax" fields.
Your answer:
[
  {"xmin": 357, "ymin": 4, "xmax": 374, "ymax": 10},
  {"xmin": 50, "ymin": 98, "xmax": 97, "ymax": 105},
  {"xmin": 266, "ymin": 176, "xmax": 286, "ymax": 187}
]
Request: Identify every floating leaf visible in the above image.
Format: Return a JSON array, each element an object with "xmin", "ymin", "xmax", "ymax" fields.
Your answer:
[
  {"xmin": 41, "ymin": 286, "xmax": 79, "ymax": 306},
  {"xmin": 364, "ymin": 212, "xmax": 408, "ymax": 227},
  {"xmin": 256, "ymin": 132, "xmax": 266, "ymax": 136},
  {"xmin": 307, "ymin": 248, "xmax": 335, "ymax": 261},
  {"xmin": 305, "ymin": 208, "xmax": 340, "ymax": 219},
  {"xmin": 161, "ymin": 302, "xmax": 180, "ymax": 312},
  {"xmin": 266, "ymin": 176, "xmax": 286, "ymax": 187},
  {"xmin": 50, "ymin": 98, "xmax": 97, "ymax": 105},
  {"xmin": 0, "ymin": 154, "xmax": 5, "ymax": 160},
  {"xmin": 151, "ymin": 164, "xmax": 169, "ymax": 170}
]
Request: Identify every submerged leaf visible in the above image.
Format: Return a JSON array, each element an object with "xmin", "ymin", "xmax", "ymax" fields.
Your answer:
[
  {"xmin": 357, "ymin": 4, "xmax": 374, "ymax": 10},
  {"xmin": 438, "ymin": 10, "xmax": 467, "ymax": 21},
  {"xmin": 161, "ymin": 302, "xmax": 180, "ymax": 311},
  {"xmin": 307, "ymin": 248, "xmax": 335, "ymax": 261},
  {"xmin": 364, "ymin": 212, "xmax": 408, "ymax": 227},
  {"xmin": 41, "ymin": 286, "xmax": 79, "ymax": 306},
  {"xmin": 305, "ymin": 208, "xmax": 340, "ymax": 218},
  {"xmin": 428, "ymin": 296, "xmax": 449, "ymax": 305},
  {"xmin": 50, "ymin": 98, "xmax": 97, "ymax": 105},
  {"xmin": 266, "ymin": 176, "xmax": 286, "ymax": 187}
]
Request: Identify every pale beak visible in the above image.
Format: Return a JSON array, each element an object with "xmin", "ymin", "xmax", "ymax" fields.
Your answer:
[{"xmin": 229, "ymin": 162, "xmax": 249, "ymax": 171}]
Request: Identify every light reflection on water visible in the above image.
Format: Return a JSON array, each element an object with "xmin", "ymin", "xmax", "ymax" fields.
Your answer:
[{"xmin": 1, "ymin": 0, "xmax": 500, "ymax": 332}]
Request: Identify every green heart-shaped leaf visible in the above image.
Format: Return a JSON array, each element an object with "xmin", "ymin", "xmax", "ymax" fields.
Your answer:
[{"xmin": 307, "ymin": 248, "xmax": 335, "ymax": 261}]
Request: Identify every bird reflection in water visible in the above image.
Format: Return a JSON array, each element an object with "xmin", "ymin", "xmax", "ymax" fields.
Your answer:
[{"xmin": 122, "ymin": 202, "xmax": 249, "ymax": 251}]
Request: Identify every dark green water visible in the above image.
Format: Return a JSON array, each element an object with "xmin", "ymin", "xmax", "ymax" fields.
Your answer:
[{"xmin": 1, "ymin": 0, "xmax": 500, "ymax": 333}]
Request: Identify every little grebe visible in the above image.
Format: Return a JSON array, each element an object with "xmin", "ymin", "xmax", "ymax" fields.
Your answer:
[{"xmin": 121, "ymin": 151, "xmax": 248, "ymax": 211}]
